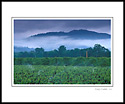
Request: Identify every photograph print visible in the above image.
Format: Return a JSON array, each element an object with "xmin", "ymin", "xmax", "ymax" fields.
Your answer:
[{"xmin": 13, "ymin": 18, "xmax": 112, "ymax": 86}]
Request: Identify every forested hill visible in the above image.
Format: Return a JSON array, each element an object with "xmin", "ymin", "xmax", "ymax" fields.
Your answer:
[
  {"xmin": 14, "ymin": 44, "xmax": 111, "ymax": 57},
  {"xmin": 28, "ymin": 29, "xmax": 111, "ymax": 40}
]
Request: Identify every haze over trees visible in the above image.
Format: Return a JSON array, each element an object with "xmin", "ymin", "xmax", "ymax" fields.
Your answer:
[{"xmin": 14, "ymin": 44, "xmax": 111, "ymax": 58}]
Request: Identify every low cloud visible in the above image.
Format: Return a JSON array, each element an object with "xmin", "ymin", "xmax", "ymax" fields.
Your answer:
[{"xmin": 14, "ymin": 36, "xmax": 111, "ymax": 51}]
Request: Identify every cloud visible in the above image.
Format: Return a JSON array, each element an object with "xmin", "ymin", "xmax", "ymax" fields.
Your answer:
[{"xmin": 14, "ymin": 36, "xmax": 111, "ymax": 51}]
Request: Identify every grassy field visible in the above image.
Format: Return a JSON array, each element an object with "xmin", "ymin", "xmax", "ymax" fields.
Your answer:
[{"xmin": 14, "ymin": 65, "xmax": 111, "ymax": 84}]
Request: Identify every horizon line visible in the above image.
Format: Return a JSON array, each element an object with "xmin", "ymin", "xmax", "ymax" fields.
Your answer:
[{"xmin": 29, "ymin": 29, "xmax": 110, "ymax": 37}]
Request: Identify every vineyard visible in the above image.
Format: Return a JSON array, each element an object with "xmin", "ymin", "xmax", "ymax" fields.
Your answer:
[
  {"xmin": 14, "ymin": 57, "xmax": 110, "ymax": 66},
  {"xmin": 14, "ymin": 57, "xmax": 111, "ymax": 84}
]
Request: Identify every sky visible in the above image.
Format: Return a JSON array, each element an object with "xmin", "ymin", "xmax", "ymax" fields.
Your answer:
[
  {"xmin": 14, "ymin": 19, "xmax": 111, "ymax": 39},
  {"xmin": 14, "ymin": 19, "xmax": 111, "ymax": 50}
]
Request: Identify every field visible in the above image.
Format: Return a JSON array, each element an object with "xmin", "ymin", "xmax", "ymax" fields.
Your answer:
[
  {"xmin": 14, "ymin": 57, "xmax": 111, "ymax": 84},
  {"xmin": 14, "ymin": 65, "xmax": 111, "ymax": 84}
]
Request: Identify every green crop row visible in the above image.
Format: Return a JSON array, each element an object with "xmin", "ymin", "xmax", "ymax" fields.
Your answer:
[
  {"xmin": 14, "ymin": 65, "xmax": 111, "ymax": 84},
  {"xmin": 14, "ymin": 57, "xmax": 111, "ymax": 67}
]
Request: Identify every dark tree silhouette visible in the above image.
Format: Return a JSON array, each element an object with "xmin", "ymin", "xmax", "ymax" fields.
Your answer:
[{"xmin": 14, "ymin": 44, "xmax": 111, "ymax": 57}]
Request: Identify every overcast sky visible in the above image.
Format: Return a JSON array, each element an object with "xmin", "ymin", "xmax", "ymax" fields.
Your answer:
[{"xmin": 14, "ymin": 19, "xmax": 111, "ymax": 39}]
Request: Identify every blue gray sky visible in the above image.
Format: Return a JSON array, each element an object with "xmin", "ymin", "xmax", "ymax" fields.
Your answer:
[{"xmin": 14, "ymin": 19, "xmax": 111, "ymax": 39}]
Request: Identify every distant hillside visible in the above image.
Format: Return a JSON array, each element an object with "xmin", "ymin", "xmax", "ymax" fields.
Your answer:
[
  {"xmin": 28, "ymin": 29, "xmax": 111, "ymax": 40},
  {"xmin": 14, "ymin": 46, "xmax": 34, "ymax": 52}
]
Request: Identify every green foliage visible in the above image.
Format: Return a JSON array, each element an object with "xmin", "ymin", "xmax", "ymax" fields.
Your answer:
[
  {"xmin": 14, "ymin": 65, "xmax": 111, "ymax": 84},
  {"xmin": 35, "ymin": 47, "xmax": 44, "ymax": 57},
  {"xmin": 58, "ymin": 45, "xmax": 66, "ymax": 57},
  {"xmin": 14, "ymin": 44, "xmax": 111, "ymax": 58},
  {"xmin": 14, "ymin": 57, "xmax": 111, "ymax": 67}
]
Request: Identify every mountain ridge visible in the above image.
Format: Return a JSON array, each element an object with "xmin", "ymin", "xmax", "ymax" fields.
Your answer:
[{"xmin": 27, "ymin": 29, "xmax": 111, "ymax": 40}]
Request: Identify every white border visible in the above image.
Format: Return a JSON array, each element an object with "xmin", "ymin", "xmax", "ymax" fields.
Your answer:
[
  {"xmin": 12, "ymin": 17, "xmax": 113, "ymax": 87},
  {"xmin": 2, "ymin": 2, "xmax": 123, "ymax": 102}
]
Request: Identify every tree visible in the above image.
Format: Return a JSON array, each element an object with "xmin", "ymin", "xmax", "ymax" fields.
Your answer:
[
  {"xmin": 93, "ymin": 44, "xmax": 110, "ymax": 57},
  {"xmin": 14, "ymin": 44, "xmax": 111, "ymax": 58},
  {"xmin": 73, "ymin": 48, "xmax": 80, "ymax": 57},
  {"xmin": 58, "ymin": 45, "xmax": 66, "ymax": 57},
  {"xmin": 29, "ymin": 51, "xmax": 35, "ymax": 57},
  {"xmin": 35, "ymin": 47, "xmax": 44, "ymax": 57}
]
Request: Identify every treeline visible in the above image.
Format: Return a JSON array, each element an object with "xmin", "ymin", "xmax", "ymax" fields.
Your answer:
[
  {"xmin": 14, "ymin": 57, "xmax": 111, "ymax": 67},
  {"xmin": 14, "ymin": 44, "xmax": 111, "ymax": 57}
]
